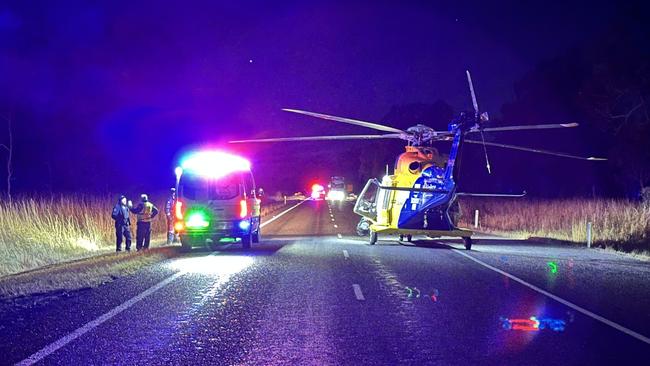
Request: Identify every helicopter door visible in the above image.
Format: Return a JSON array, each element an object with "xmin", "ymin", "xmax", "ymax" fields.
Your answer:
[
  {"xmin": 354, "ymin": 179, "xmax": 379, "ymax": 221},
  {"xmin": 376, "ymin": 185, "xmax": 393, "ymax": 226}
]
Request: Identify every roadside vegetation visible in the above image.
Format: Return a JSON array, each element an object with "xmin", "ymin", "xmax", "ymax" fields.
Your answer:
[
  {"xmin": 0, "ymin": 248, "xmax": 177, "ymax": 298},
  {"xmin": 0, "ymin": 195, "xmax": 168, "ymax": 278},
  {"xmin": 0, "ymin": 195, "xmax": 290, "ymax": 298},
  {"xmin": 0, "ymin": 195, "xmax": 289, "ymax": 280},
  {"xmin": 459, "ymin": 198, "xmax": 650, "ymax": 253}
]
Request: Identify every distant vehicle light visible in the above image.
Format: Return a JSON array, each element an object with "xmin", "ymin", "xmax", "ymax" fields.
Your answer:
[
  {"xmin": 240, "ymin": 199, "xmax": 248, "ymax": 218},
  {"xmin": 311, "ymin": 183, "xmax": 324, "ymax": 192},
  {"xmin": 180, "ymin": 151, "xmax": 251, "ymax": 179},
  {"xmin": 186, "ymin": 213, "xmax": 209, "ymax": 228},
  {"xmin": 327, "ymin": 190, "xmax": 345, "ymax": 201},
  {"xmin": 239, "ymin": 220, "xmax": 250, "ymax": 230}
]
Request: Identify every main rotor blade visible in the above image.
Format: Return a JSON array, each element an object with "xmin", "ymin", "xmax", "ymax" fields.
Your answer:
[
  {"xmin": 466, "ymin": 70, "xmax": 479, "ymax": 115},
  {"xmin": 470, "ymin": 123, "xmax": 579, "ymax": 133},
  {"xmin": 464, "ymin": 139, "xmax": 607, "ymax": 161},
  {"xmin": 282, "ymin": 108, "xmax": 405, "ymax": 133},
  {"xmin": 229, "ymin": 134, "xmax": 404, "ymax": 143}
]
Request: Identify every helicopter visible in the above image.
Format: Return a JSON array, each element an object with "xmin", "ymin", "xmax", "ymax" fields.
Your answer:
[{"xmin": 230, "ymin": 71, "xmax": 606, "ymax": 249}]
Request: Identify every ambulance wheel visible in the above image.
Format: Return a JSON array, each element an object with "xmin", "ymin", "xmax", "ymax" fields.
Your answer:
[
  {"xmin": 252, "ymin": 228, "xmax": 261, "ymax": 243},
  {"xmin": 399, "ymin": 235, "xmax": 404, "ymax": 241},
  {"xmin": 241, "ymin": 233, "xmax": 252, "ymax": 250},
  {"xmin": 463, "ymin": 237, "xmax": 472, "ymax": 250},
  {"xmin": 180, "ymin": 237, "xmax": 192, "ymax": 252},
  {"xmin": 406, "ymin": 235, "xmax": 413, "ymax": 242},
  {"xmin": 369, "ymin": 231, "xmax": 377, "ymax": 245}
]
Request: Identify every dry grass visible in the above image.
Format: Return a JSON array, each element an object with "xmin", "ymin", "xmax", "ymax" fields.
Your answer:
[
  {"xmin": 458, "ymin": 198, "xmax": 650, "ymax": 251},
  {"xmin": 0, "ymin": 195, "xmax": 292, "ymax": 298},
  {"xmin": 0, "ymin": 195, "xmax": 290, "ymax": 279},
  {"xmin": 0, "ymin": 248, "xmax": 177, "ymax": 299},
  {"xmin": 0, "ymin": 195, "xmax": 167, "ymax": 278}
]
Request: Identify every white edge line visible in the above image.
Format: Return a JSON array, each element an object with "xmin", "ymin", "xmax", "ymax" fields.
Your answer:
[
  {"xmin": 261, "ymin": 199, "xmax": 307, "ymax": 228},
  {"xmin": 343, "ymin": 250, "xmax": 349, "ymax": 259},
  {"xmin": 17, "ymin": 271, "xmax": 185, "ymax": 365},
  {"xmin": 19, "ymin": 201, "xmax": 308, "ymax": 365},
  {"xmin": 452, "ymin": 249, "xmax": 650, "ymax": 345},
  {"xmin": 353, "ymin": 284, "xmax": 365, "ymax": 300}
]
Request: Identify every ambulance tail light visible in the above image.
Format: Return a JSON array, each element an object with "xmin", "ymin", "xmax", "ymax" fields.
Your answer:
[
  {"xmin": 175, "ymin": 201, "xmax": 184, "ymax": 220},
  {"xmin": 174, "ymin": 221, "xmax": 185, "ymax": 232},
  {"xmin": 240, "ymin": 199, "xmax": 248, "ymax": 218}
]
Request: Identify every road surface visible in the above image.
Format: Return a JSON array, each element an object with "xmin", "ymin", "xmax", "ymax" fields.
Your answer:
[{"xmin": 1, "ymin": 199, "xmax": 649, "ymax": 365}]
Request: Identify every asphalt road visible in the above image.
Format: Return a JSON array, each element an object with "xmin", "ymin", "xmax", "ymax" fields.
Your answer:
[{"xmin": 1, "ymin": 199, "xmax": 649, "ymax": 365}]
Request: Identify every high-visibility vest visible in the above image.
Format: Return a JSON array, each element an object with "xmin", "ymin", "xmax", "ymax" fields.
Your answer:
[{"xmin": 138, "ymin": 202, "xmax": 154, "ymax": 223}]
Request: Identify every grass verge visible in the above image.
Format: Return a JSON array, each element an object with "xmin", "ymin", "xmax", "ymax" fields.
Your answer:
[
  {"xmin": 459, "ymin": 198, "xmax": 650, "ymax": 252},
  {"xmin": 0, "ymin": 247, "xmax": 178, "ymax": 299},
  {"xmin": 0, "ymin": 197, "xmax": 292, "ymax": 299},
  {"xmin": 0, "ymin": 196, "xmax": 290, "ymax": 279}
]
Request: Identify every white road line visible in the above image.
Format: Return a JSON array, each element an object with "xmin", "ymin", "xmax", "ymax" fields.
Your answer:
[
  {"xmin": 343, "ymin": 250, "xmax": 349, "ymax": 259},
  {"xmin": 337, "ymin": 233, "xmax": 343, "ymax": 239},
  {"xmin": 261, "ymin": 199, "xmax": 307, "ymax": 228},
  {"xmin": 17, "ymin": 200, "xmax": 307, "ymax": 365},
  {"xmin": 353, "ymin": 284, "xmax": 365, "ymax": 300},
  {"xmin": 16, "ymin": 271, "xmax": 185, "ymax": 366},
  {"xmin": 452, "ymin": 249, "xmax": 650, "ymax": 345},
  {"xmin": 333, "ymin": 224, "xmax": 338, "ymax": 228}
]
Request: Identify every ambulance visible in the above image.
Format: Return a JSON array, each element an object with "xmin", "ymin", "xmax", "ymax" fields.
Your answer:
[{"xmin": 173, "ymin": 151, "xmax": 261, "ymax": 250}]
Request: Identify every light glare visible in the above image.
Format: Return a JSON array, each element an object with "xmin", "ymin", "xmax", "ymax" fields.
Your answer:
[
  {"xmin": 181, "ymin": 151, "xmax": 251, "ymax": 179},
  {"xmin": 170, "ymin": 255, "xmax": 254, "ymax": 275}
]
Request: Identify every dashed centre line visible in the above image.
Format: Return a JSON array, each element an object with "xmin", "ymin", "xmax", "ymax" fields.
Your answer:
[
  {"xmin": 343, "ymin": 250, "xmax": 349, "ymax": 259},
  {"xmin": 337, "ymin": 233, "xmax": 343, "ymax": 239},
  {"xmin": 352, "ymin": 284, "xmax": 365, "ymax": 300}
]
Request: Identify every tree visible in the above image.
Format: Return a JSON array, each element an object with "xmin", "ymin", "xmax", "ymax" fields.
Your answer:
[
  {"xmin": 0, "ymin": 115, "xmax": 13, "ymax": 201},
  {"xmin": 577, "ymin": 30, "xmax": 650, "ymax": 195}
]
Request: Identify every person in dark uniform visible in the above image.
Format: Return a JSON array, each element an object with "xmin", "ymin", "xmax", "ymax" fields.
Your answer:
[
  {"xmin": 111, "ymin": 195, "xmax": 133, "ymax": 252},
  {"xmin": 130, "ymin": 194, "xmax": 159, "ymax": 251},
  {"xmin": 164, "ymin": 188, "xmax": 176, "ymax": 244}
]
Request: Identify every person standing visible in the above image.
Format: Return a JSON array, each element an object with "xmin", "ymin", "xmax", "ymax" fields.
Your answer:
[
  {"xmin": 111, "ymin": 195, "xmax": 133, "ymax": 252},
  {"xmin": 165, "ymin": 188, "xmax": 177, "ymax": 244},
  {"xmin": 130, "ymin": 194, "xmax": 159, "ymax": 251}
]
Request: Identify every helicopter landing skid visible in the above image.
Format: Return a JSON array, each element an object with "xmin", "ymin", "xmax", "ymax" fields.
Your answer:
[{"xmin": 369, "ymin": 226, "xmax": 473, "ymax": 250}]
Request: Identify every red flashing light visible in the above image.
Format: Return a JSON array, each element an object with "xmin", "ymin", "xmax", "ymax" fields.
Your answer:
[
  {"xmin": 175, "ymin": 201, "xmax": 184, "ymax": 220},
  {"xmin": 509, "ymin": 318, "xmax": 540, "ymax": 331}
]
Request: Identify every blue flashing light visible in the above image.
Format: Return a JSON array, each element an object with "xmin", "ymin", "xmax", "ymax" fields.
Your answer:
[{"xmin": 239, "ymin": 220, "xmax": 251, "ymax": 231}]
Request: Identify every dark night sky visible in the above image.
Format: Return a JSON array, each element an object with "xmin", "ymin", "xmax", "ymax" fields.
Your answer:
[{"xmin": 0, "ymin": 0, "xmax": 639, "ymax": 196}]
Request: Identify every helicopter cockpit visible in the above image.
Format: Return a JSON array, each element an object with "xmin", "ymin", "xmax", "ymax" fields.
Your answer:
[{"xmin": 354, "ymin": 178, "xmax": 380, "ymax": 221}]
